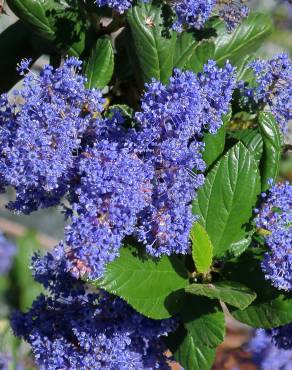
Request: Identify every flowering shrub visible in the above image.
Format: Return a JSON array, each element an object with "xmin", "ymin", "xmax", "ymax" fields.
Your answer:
[{"xmin": 0, "ymin": 0, "xmax": 291, "ymax": 369}]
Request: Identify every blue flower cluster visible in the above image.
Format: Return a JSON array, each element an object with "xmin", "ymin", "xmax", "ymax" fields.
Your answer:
[
  {"xmin": 240, "ymin": 53, "xmax": 292, "ymax": 133},
  {"xmin": 12, "ymin": 250, "xmax": 176, "ymax": 370},
  {"xmin": 173, "ymin": 0, "xmax": 249, "ymax": 33},
  {"xmin": 255, "ymin": 181, "xmax": 292, "ymax": 291},
  {"xmin": 249, "ymin": 327, "xmax": 292, "ymax": 370},
  {"xmin": 64, "ymin": 141, "xmax": 153, "ymax": 280},
  {"xmin": 0, "ymin": 232, "xmax": 16, "ymax": 275},
  {"xmin": 173, "ymin": 0, "xmax": 216, "ymax": 33},
  {"xmin": 266, "ymin": 324, "xmax": 292, "ymax": 350},
  {"xmin": 93, "ymin": 0, "xmax": 249, "ymax": 33},
  {"xmin": 218, "ymin": 1, "xmax": 249, "ymax": 32},
  {"xmin": 0, "ymin": 58, "xmax": 236, "ymax": 280},
  {"xmin": 0, "ymin": 57, "xmax": 104, "ymax": 214},
  {"xmin": 134, "ymin": 62, "xmax": 236, "ymax": 257},
  {"xmin": 0, "ymin": 94, "xmax": 17, "ymax": 194},
  {"xmin": 95, "ymin": 0, "xmax": 133, "ymax": 13}
]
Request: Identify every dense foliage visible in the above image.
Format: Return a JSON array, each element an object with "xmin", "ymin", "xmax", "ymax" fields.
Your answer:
[{"xmin": 0, "ymin": 0, "xmax": 291, "ymax": 369}]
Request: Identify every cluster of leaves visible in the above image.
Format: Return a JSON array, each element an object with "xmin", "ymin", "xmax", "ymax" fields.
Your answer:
[{"xmin": 0, "ymin": 0, "xmax": 291, "ymax": 369}]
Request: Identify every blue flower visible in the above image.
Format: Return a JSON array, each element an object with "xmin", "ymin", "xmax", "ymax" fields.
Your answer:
[
  {"xmin": 0, "ymin": 57, "xmax": 105, "ymax": 214},
  {"xmin": 94, "ymin": 0, "xmax": 133, "ymax": 13},
  {"xmin": 173, "ymin": 0, "xmax": 216, "ymax": 32},
  {"xmin": 240, "ymin": 54, "xmax": 292, "ymax": 133},
  {"xmin": 93, "ymin": 0, "xmax": 249, "ymax": 32},
  {"xmin": 134, "ymin": 63, "xmax": 236, "ymax": 257},
  {"xmin": 266, "ymin": 324, "xmax": 292, "ymax": 350},
  {"xmin": 1, "ymin": 58, "xmax": 235, "ymax": 278},
  {"xmin": 218, "ymin": 1, "xmax": 249, "ymax": 32},
  {"xmin": 255, "ymin": 182, "xmax": 292, "ymax": 291},
  {"xmin": 64, "ymin": 140, "xmax": 153, "ymax": 280},
  {"xmin": 249, "ymin": 328, "xmax": 292, "ymax": 370},
  {"xmin": 16, "ymin": 58, "xmax": 32, "ymax": 75}
]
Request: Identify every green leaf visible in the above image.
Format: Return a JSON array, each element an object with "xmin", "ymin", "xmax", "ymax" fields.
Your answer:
[
  {"xmin": 186, "ymin": 281, "xmax": 257, "ymax": 310},
  {"xmin": 223, "ymin": 250, "xmax": 292, "ymax": 328},
  {"xmin": 232, "ymin": 296, "xmax": 292, "ymax": 328},
  {"xmin": 173, "ymin": 32, "xmax": 198, "ymax": 69},
  {"xmin": 193, "ymin": 142, "xmax": 261, "ymax": 257},
  {"xmin": 173, "ymin": 29, "xmax": 215, "ymax": 72},
  {"xmin": 0, "ymin": 21, "xmax": 40, "ymax": 93},
  {"xmin": 229, "ymin": 129, "xmax": 263, "ymax": 162},
  {"xmin": 185, "ymin": 41, "xmax": 215, "ymax": 73},
  {"xmin": 227, "ymin": 234, "xmax": 252, "ymax": 257},
  {"xmin": 167, "ymin": 325, "xmax": 216, "ymax": 370},
  {"xmin": 258, "ymin": 112, "xmax": 283, "ymax": 191},
  {"xmin": 127, "ymin": 2, "xmax": 177, "ymax": 83},
  {"xmin": 182, "ymin": 296, "xmax": 225, "ymax": 348},
  {"xmin": 95, "ymin": 245, "xmax": 188, "ymax": 319},
  {"xmin": 175, "ymin": 334, "xmax": 216, "ymax": 370},
  {"xmin": 7, "ymin": 0, "xmax": 88, "ymax": 56},
  {"xmin": 236, "ymin": 54, "xmax": 256, "ymax": 82},
  {"xmin": 190, "ymin": 223, "xmax": 213, "ymax": 274},
  {"xmin": 7, "ymin": 0, "xmax": 57, "ymax": 40},
  {"xmin": 115, "ymin": 27, "xmax": 135, "ymax": 81},
  {"xmin": 213, "ymin": 13, "xmax": 273, "ymax": 66},
  {"xmin": 166, "ymin": 297, "xmax": 224, "ymax": 370},
  {"xmin": 203, "ymin": 112, "xmax": 230, "ymax": 167},
  {"xmin": 203, "ymin": 125, "xmax": 226, "ymax": 167},
  {"xmin": 85, "ymin": 38, "xmax": 114, "ymax": 89}
]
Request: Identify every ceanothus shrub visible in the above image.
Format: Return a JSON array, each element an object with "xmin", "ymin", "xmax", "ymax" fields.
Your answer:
[{"xmin": 0, "ymin": 0, "xmax": 291, "ymax": 368}]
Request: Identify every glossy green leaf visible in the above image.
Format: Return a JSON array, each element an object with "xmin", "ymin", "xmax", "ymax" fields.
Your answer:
[
  {"xmin": 173, "ymin": 31, "xmax": 215, "ymax": 71},
  {"xmin": 185, "ymin": 41, "xmax": 215, "ymax": 73},
  {"xmin": 7, "ymin": 0, "xmax": 88, "ymax": 56},
  {"xmin": 193, "ymin": 143, "xmax": 261, "ymax": 257},
  {"xmin": 203, "ymin": 125, "xmax": 226, "ymax": 167},
  {"xmin": 227, "ymin": 234, "xmax": 252, "ymax": 257},
  {"xmin": 85, "ymin": 38, "xmax": 114, "ymax": 89},
  {"xmin": 230, "ymin": 129, "xmax": 263, "ymax": 162},
  {"xmin": 203, "ymin": 112, "xmax": 230, "ymax": 167},
  {"xmin": 232, "ymin": 296, "xmax": 292, "ymax": 328},
  {"xmin": 182, "ymin": 296, "xmax": 225, "ymax": 348},
  {"xmin": 236, "ymin": 54, "xmax": 256, "ymax": 82},
  {"xmin": 176, "ymin": 334, "xmax": 216, "ymax": 370},
  {"xmin": 190, "ymin": 223, "xmax": 213, "ymax": 274},
  {"xmin": 223, "ymin": 250, "xmax": 292, "ymax": 328},
  {"xmin": 115, "ymin": 27, "xmax": 136, "ymax": 81},
  {"xmin": 7, "ymin": 0, "xmax": 57, "ymax": 40},
  {"xmin": 186, "ymin": 281, "xmax": 256, "ymax": 310},
  {"xmin": 258, "ymin": 112, "xmax": 283, "ymax": 191},
  {"xmin": 173, "ymin": 32, "xmax": 198, "ymax": 69},
  {"xmin": 213, "ymin": 13, "xmax": 273, "ymax": 66},
  {"xmin": 127, "ymin": 2, "xmax": 177, "ymax": 83},
  {"xmin": 0, "ymin": 21, "xmax": 40, "ymax": 93},
  {"xmin": 167, "ymin": 325, "xmax": 216, "ymax": 370},
  {"xmin": 95, "ymin": 245, "xmax": 188, "ymax": 319}
]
